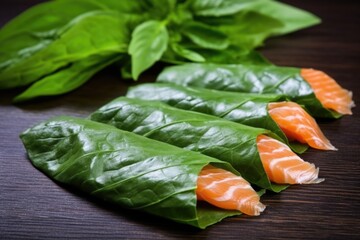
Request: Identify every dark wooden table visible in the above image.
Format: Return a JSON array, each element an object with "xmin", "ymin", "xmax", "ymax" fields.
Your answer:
[{"xmin": 1, "ymin": 1, "xmax": 359, "ymax": 239}]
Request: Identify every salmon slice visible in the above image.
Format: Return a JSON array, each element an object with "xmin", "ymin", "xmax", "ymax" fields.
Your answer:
[
  {"xmin": 196, "ymin": 165, "xmax": 265, "ymax": 216},
  {"xmin": 268, "ymin": 101, "xmax": 336, "ymax": 150},
  {"xmin": 256, "ymin": 135, "xmax": 324, "ymax": 184},
  {"xmin": 301, "ymin": 68, "xmax": 354, "ymax": 115}
]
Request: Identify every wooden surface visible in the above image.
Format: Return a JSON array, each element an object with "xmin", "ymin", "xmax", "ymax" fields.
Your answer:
[{"xmin": 1, "ymin": 1, "xmax": 359, "ymax": 239}]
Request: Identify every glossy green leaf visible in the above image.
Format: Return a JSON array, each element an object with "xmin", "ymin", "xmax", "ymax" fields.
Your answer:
[
  {"xmin": 248, "ymin": 0, "xmax": 321, "ymax": 35},
  {"xmin": 0, "ymin": 0, "xmax": 110, "ymax": 71},
  {"xmin": 161, "ymin": 43, "xmax": 271, "ymax": 65},
  {"xmin": 196, "ymin": 46, "xmax": 271, "ymax": 65},
  {"xmin": 0, "ymin": 0, "xmax": 105, "ymax": 40},
  {"xmin": 214, "ymin": 11, "xmax": 284, "ymax": 49},
  {"xmin": 170, "ymin": 43, "xmax": 205, "ymax": 62},
  {"xmin": 20, "ymin": 116, "xmax": 241, "ymax": 229},
  {"xmin": 156, "ymin": 63, "xmax": 340, "ymax": 118},
  {"xmin": 190, "ymin": 0, "xmax": 262, "ymax": 17},
  {"xmin": 126, "ymin": 83, "xmax": 308, "ymax": 153},
  {"xmin": 0, "ymin": 11, "xmax": 131, "ymax": 90},
  {"xmin": 181, "ymin": 21, "xmax": 229, "ymax": 50},
  {"xmin": 129, "ymin": 20, "xmax": 169, "ymax": 79},
  {"xmin": 90, "ymin": 96, "xmax": 287, "ymax": 192},
  {"xmin": 13, "ymin": 54, "xmax": 122, "ymax": 102}
]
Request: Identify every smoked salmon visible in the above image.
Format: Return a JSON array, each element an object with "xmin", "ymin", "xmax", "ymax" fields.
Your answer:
[
  {"xmin": 257, "ymin": 135, "xmax": 324, "ymax": 184},
  {"xmin": 301, "ymin": 68, "xmax": 354, "ymax": 115},
  {"xmin": 268, "ymin": 101, "xmax": 336, "ymax": 150},
  {"xmin": 196, "ymin": 165, "xmax": 266, "ymax": 216}
]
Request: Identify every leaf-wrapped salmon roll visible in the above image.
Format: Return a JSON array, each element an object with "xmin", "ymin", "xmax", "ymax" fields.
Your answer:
[
  {"xmin": 156, "ymin": 63, "xmax": 354, "ymax": 118},
  {"xmin": 90, "ymin": 97, "xmax": 323, "ymax": 192},
  {"xmin": 127, "ymin": 83, "xmax": 335, "ymax": 152},
  {"xmin": 20, "ymin": 116, "xmax": 265, "ymax": 229}
]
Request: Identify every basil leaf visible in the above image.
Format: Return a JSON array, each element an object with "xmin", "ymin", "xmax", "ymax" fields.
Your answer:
[
  {"xmin": 162, "ymin": 43, "xmax": 271, "ymax": 65},
  {"xmin": 126, "ymin": 83, "xmax": 308, "ymax": 154},
  {"xmin": 156, "ymin": 63, "xmax": 340, "ymax": 118},
  {"xmin": 90, "ymin": 96, "xmax": 288, "ymax": 192},
  {"xmin": 0, "ymin": 0, "xmax": 105, "ymax": 40},
  {"xmin": 170, "ymin": 43, "xmax": 206, "ymax": 62},
  {"xmin": 249, "ymin": 0, "xmax": 321, "ymax": 35},
  {"xmin": 20, "ymin": 116, "xmax": 240, "ymax": 229},
  {"xmin": 181, "ymin": 21, "xmax": 229, "ymax": 50},
  {"xmin": 0, "ymin": 1, "xmax": 105, "ymax": 72},
  {"xmin": 13, "ymin": 54, "xmax": 122, "ymax": 103},
  {"xmin": 214, "ymin": 11, "xmax": 284, "ymax": 49},
  {"xmin": 196, "ymin": 46, "xmax": 271, "ymax": 65},
  {"xmin": 0, "ymin": 11, "xmax": 130, "ymax": 90},
  {"xmin": 129, "ymin": 20, "xmax": 169, "ymax": 80},
  {"xmin": 190, "ymin": 0, "xmax": 262, "ymax": 17}
]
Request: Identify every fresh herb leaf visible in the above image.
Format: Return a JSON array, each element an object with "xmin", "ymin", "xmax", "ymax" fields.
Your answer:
[
  {"xmin": 128, "ymin": 20, "xmax": 169, "ymax": 80},
  {"xmin": 190, "ymin": 0, "xmax": 261, "ymax": 17},
  {"xmin": 0, "ymin": 0, "xmax": 322, "ymax": 102},
  {"xmin": 196, "ymin": 45, "xmax": 271, "ymax": 65},
  {"xmin": 13, "ymin": 54, "xmax": 122, "ymax": 102},
  {"xmin": 214, "ymin": 11, "xmax": 284, "ymax": 49},
  {"xmin": 170, "ymin": 43, "xmax": 206, "ymax": 62},
  {"xmin": 181, "ymin": 21, "xmax": 229, "ymax": 50},
  {"xmin": 0, "ymin": 0, "xmax": 105, "ymax": 40},
  {"xmin": 249, "ymin": 0, "xmax": 321, "ymax": 35},
  {"xmin": 0, "ymin": 11, "xmax": 130, "ymax": 89}
]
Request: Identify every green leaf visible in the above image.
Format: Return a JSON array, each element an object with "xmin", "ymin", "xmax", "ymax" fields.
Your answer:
[
  {"xmin": 146, "ymin": 0, "xmax": 177, "ymax": 20},
  {"xmin": 0, "ymin": 0, "xmax": 106, "ymax": 71},
  {"xmin": 249, "ymin": 0, "xmax": 321, "ymax": 35},
  {"xmin": 0, "ymin": 11, "xmax": 130, "ymax": 89},
  {"xmin": 126, "ymin": 83, "xmax": 307, "ymax": 154},
  {"xmin": 190, "ymin": 0, "xmax": 262, "ymax": 17},
  {"xmin": 129, "ymin": 20, "xmax": 169, "ymax": 80},
  {"xmin": 170, "ymin": 43, "xmax": 205, "ymax": 62},
  {"xmin": 197, "ymin": 46, "xmax": 271, "ymax": 65},
  {"xmin": 213, "ymin": 11, "xmax": 284, "ymax": 49},
  {"xmin": 0, "ymin": 0, "xmax": 106, "ymax": 40},
  {"xmin": 20, "ymin": 116, "xmax": 241, "ymax": 229},
  {"xmin": 156, "ymin": 63, "xmax": 340, "ymax": 118},
  {"xmin": 181, "ymin": 21, "xmax": 229, "ymax": 50},
  {"xmin": 13, "ymin": 54, "xmax": 122, "ymax": 103},
  {"xmin": 90, "ymin": 96, "xmax": 288, "ymax": 192}
]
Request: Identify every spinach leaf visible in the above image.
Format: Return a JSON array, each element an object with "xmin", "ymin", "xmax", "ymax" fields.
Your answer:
[
  {"xmin": 156, "ymin": 63, "xmax": 340, "ymax": 118},
  {"xmin": 20, "ymin": 116, "xmax": 240, "ymax": 229},
  {"xmin": 90, "ymin": 96, "xmax": 288, "ymax": 192},
  {"xmin": 0, "ymin": 11, "xmax": 130, "ymax": 90},
  {"xmin": 126, "ymin": 83, "xmax": 308, "ymax": 153},
  {"xmin": 129, "ymin": 20, "xmax": 169, "ymax": 79}
]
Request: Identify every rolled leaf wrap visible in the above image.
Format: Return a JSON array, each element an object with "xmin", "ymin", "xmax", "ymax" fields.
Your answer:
[
  {"xmin": 156, "ymin": 63, "xmax": 344, "ymax": 118},
  {"xmin": 126, "ymin": 83, "xmax": 307, "ymax": 153},
  {"xmin": 90, "ymin": 97, "xmax": 287, "ymax": 192},
  {"xmin": 20, "ymin": 116, "xmax": 242, "ymax": 229}
]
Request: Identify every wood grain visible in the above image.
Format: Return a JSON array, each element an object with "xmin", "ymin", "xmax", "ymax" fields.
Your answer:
[{"xmin": 1, "ymin": 1, "xmax": 359, "ymax": 239}]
